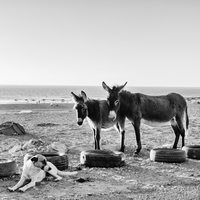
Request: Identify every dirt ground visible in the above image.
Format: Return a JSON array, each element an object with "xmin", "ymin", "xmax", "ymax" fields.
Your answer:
[{"xmin": 1, "ymin": 102, "xmax": 200, "ymax": 200}]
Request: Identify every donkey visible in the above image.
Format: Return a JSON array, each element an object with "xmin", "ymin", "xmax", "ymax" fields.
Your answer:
[
  {"xmin": 71, "ymin": 91, "xmax": 126, "ymax": 150},
  {"xmin": 102, "ymin": 81, "xmax": 189, "ymax": 154}
]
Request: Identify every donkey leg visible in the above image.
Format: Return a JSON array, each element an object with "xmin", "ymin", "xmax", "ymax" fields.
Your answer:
[
  {"xmin": 120, "ymin": 130, "xmax": 125, "ymax": 152},
  {"xmin": 93, "ymin": 128, "xmax": 101, "ymax": 150},
  {"xmin": 93, "ymin": 128, "xmax": 98, "ymax": 149},
  {"xmin": 92, "ymin": 128, "xmax": 97, "ymax": 149},
  {"xmin": 181, "ymin": 131, "xmax": 185, "ymax": 147},
  {"xmin": 133, "ymin": 121, "xmax": 142, "ymax": 154},
  {"xmin": 117, "ymin": 119, "xmax": 126, "ymax": 152},
  {"xmin": 176, "ymin": 118, "xmax": 186, "ymax": 147},
  {"xmin": 115, "ymin": 123, "xmax": 124, "ymax": 152},
  {"xmin": 171, "ymin": 125, "xmax": 180, "ymax": 149}
]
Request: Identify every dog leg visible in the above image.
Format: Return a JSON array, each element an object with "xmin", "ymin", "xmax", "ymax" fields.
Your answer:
[
  {"xmin": 8, "ymin": 176, "xmax": 26, "ymax": 192},
  {"xmin": 18, "ymin": 170, "xmax": 45, "ymax": 192},
  {"xmin": 18, "ymin": 180, "xmax": 36, "ymax": 192}
]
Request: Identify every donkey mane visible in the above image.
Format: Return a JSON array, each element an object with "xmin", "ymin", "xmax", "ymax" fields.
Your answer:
[
  {"xmin": 120, "ymin": 90, "xmax": 132, "ymax": 96},
  {"xmin": 112, "ymin": 86, "xmax": 120, "ymax": 91},
  {"xmin": 76, "ymin": 94, "xmax": 93, "ymax": 103},
  {"xmin": 112, "ymin": 85, "xmax": 132, "ymax": 95},
  {"xmin": 86, "ymin": 98, "xmax": 100, "ymax": 105},
  {"xmin": 118, "ymin": 89, "xmax": 139, "ymax": 103},
  {"xmin": 76, "ymin": 94, "xmax": 85, "ymax": 102}
]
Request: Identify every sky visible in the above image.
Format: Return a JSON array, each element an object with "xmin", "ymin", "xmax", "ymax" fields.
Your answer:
[{"xmin": 0, "ymin": 0, "xmax": 200, "ymax": 87}]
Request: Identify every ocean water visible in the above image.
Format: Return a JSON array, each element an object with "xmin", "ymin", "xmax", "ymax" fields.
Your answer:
[{"xmin": 0, "ymin": 85, "xmax": 200, "ymax": 104}]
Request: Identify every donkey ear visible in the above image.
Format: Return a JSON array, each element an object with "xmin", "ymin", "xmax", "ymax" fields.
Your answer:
[
  {"xmin": 81, "ymin": 91, "xmax": 87, "ymax": 102},
  {"xmin": 71, "ymin": 92, "xmax": 79, "ymax": 103},
  {"xmin": 118, "ymin": 82, "xmax": 127, "ymax": 92},
  {"xmin": 31, "ymin": 156, "xmax": 38, "ymax": 163},
  {"xmin": 102, "ymin": 81, "xmax": 111, "ymax": 93}
]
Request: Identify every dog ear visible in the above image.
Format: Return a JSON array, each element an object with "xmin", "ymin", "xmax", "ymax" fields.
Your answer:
[{"xmin": 31, "ymin": 156, "xmax": 38, "ymax": 162}]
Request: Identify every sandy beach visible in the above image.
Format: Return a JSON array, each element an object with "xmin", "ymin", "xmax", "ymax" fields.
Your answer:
[{"xmin": 1, "ymin": 100, "xmax": 200, "ymax": 199}]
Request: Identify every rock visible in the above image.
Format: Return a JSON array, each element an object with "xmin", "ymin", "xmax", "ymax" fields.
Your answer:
[
  {"xmin": 22, "ymin": 139, "xmax": 45, "ymax": 150},
  {"xmin": 50, "ymin": 142, "xmax": 67, "ymax": 153},
  {"xmin": 9, "ymin": 144, "xmax": 22, "ymax": 154},
  {"xmin": 22, "ymin": 140, "xmax": 34, "ymax": 150}
]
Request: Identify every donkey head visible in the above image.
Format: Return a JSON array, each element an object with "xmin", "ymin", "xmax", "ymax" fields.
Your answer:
[
  {"xmin": 71, "ymin": 91, "xmax": 88, "ymax": 126},
  {"xmin": 102, "ymin": 81, "xmax": 127, "ymax": 121}
]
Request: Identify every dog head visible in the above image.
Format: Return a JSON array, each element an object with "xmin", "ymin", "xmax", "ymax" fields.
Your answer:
[{"xmin": 31, "ymin": 154, "xmax": 51, "ymax": 171}]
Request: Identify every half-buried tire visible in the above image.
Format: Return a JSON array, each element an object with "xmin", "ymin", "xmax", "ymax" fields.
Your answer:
[
  {"xmin": 33, "ymin": 152, "xmax": 68, "ymax": 170},
  {"xmin": 0, "ymin": 159, "xmax": 17, "ymax": 177},
  {"xmin": 150, "ymin": 148, "xmax": 186, "ymax": 163},
  {"xmin": 182, "ymin": 145, "xmax": 200, "ymax": 160},
  {"xmin": 80, "ymin": 150, "xmax": 125, "ymax": 168}
]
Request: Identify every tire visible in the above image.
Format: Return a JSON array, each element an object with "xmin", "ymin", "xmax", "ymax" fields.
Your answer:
[
  {"xmin": 0, "ymin": 159, "xmax": 17, "ymax": 177},
  {"xmin": 182, "ymin": 145, "xmax": 200, "ymax": 160},
  {"xmin": 150, "ymin": 148, "xmax": 186, "ymax": 163},
  {"xmin": 33, "ymin": 152, "xmax": 68, "ymax": 170},
  {"xmin": 80, "ymin": 150, "xmax": 125, "ymax": 168},
  {"xmin": 12, "ymin": 123, "xmax": 26, "ymax": 134},
  {"xmin": 0, "ymin": 122, "xmax": 26, "ymax": 135}
]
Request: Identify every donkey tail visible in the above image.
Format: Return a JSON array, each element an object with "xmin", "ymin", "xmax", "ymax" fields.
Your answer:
[
  {"xmin": 185, "ymin": 106, "xmax": 189, "ymax": 138},
  {"xmin": 186, "ymin": 106, "xmax": 189, "ymax": 129}
]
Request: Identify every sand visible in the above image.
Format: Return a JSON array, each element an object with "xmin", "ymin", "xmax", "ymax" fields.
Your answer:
[{"xmin": 0, "ymin": 101, "xmax": 200, "ymax": 199}]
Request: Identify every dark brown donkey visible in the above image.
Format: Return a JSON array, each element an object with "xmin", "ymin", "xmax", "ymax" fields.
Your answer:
[
  {"xmin": 71, "ymin": 91, "xmax": 126, "ymax": 150},
  {"xmin": 102, "ymin": 82, "xmax": 189, "ymax": 154}
]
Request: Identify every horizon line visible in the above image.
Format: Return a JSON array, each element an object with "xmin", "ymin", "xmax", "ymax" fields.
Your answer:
[{"xmin": 0, "ymin": 84, "xmax": 200, "ymax": 88}]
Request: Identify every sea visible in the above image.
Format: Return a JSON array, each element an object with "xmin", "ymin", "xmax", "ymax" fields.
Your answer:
[{"xmin": 0, "ymin": 85, "xmax": 200, "ymax": 104}]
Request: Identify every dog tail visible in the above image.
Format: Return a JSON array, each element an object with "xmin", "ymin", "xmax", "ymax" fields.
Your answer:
[{"xmin": 57, "ymin": 170, "xmax": 78, "ymax": 176}]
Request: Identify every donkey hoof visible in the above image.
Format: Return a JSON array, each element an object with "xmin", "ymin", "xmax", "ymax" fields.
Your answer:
[
  {"xmin": 119, "ymin": 146, "xmax": 125, "ymax": 152},
  {"xmin": 134, "ymin": 150, "xmax": 140, "ymax": 155}
]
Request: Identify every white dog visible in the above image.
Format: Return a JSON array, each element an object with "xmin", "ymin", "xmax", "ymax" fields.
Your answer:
[{"xmin": 8, "ymin": 154, "xmax": 78, "ymax": 192}]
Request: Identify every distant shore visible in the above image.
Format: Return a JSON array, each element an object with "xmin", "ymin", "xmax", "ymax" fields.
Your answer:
[
  {"xmin": 0, "ymin": 96, "xmax": 200, "ymax": 106},
  {"xmin": 185, "ymin": 97, "xmax": 200, "ymax": 104},
  {"xmin": 0, "ymin": 98, "xmax": 72, "ymax": 105},
  {"xmin": 0, "ymin": 102, "xmax": 74, "ymax": 111}
]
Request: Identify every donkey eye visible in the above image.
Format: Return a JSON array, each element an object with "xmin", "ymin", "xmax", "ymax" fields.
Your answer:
[
  {"xmin": 114, "ymin": 100, "xmax": 119, "ymax": 106},
  {"xmin": 82, "ymin": 108, "xmax": 86, "ymax": 113}
]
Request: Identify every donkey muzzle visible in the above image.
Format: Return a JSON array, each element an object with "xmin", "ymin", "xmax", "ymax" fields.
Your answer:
[
  {"xmin": 77, "ymin": 118, "xmax": 83, "ymax": 125},
  {"xmin": 108, "ymin": 111, "xmax": 117, "ymax": 121}
]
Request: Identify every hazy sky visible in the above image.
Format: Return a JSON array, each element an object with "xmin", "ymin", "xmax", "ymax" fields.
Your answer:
[{"xmin": 0, "ymin": 0, "xmax": 200, "ymax": 87}]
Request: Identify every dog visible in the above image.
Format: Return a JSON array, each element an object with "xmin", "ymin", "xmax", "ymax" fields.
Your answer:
[{"xmin": 8, "ymin": 154, "xmax": 78, "ymax": 192}]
